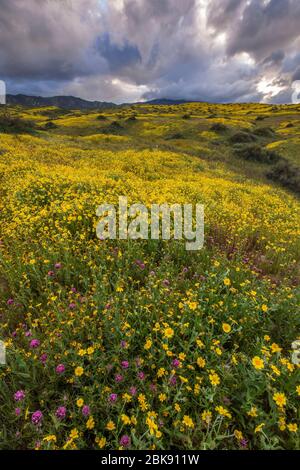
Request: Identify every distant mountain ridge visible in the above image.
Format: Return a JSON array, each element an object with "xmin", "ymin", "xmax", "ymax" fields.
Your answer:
[
  {"xmin": 5, "ymin": 94, "xmax": 195, "ymax": 110},
  {"xmin": 6, "ymin": 94, "xmax": 117, "ymax": 110}
]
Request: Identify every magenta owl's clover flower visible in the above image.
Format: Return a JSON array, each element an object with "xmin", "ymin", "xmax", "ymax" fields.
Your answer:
[
  {"xmin": 149, "ymin": 383, "xmax": 157, "ymax": 392},
  {"xmin": 121, "ymin": 360, "xmax": 129, "ymax": 369},
  {"xmin": 138, "ymin": 371, "xmax": 145, "ymax": 380},
  {"xmin": 82, "ymin": 405, "xmax": 90, "ymax": 417},
  {"xmin": 31, "ymin": 410, "xmax": 43, "ymax": 425},
  {"xmin": 7, "ymin": 298, "xmax": 14, "ymax": 305},
  {"xmin": 129, "ymin": 386, "xmax": 137, "ymax": 396},
  {"xmin": 56, "ymin": 406, "xmax": 66, "ymax": 420},
  {"xmin": 240, "ymin": 438, "xmax": 248, "ymax": 448},
  {"xmin": 115, "ymin": 374, "xmax": 123, "ymax": 383},
  {"xmin": 109, "ymin": 393, "xmax": 118, "ymax": 403},
  {"xmin": 54, "ymin": 263, "xmax": 62, "ymax": 269},
  {"xmin": 29, "ymin": 339, "xmax": 40, "ymax": 349},
  {"xmin": 69, "ymin": 302, "xmax": 76, "ymax": 310},
  {"xmin": 120, "ymin": 435, "xmax": 131, "ymax": 448},
  {"xmin": 56, "ymin": 364, "xmax": 65, "ymax": 374},
  {"xmin": 48, "ymin": 270, "xmax": 55, "ymax": 277},
  {"xmin": 15, "ymin": 407, "xmax": 21, "ymax": 416},
  {"xmin": 25, "ymin": 330, "xmax": 32, "ymax": 337},
  {"xmin": 14, "ymin": 390, "xmax": 25, "ymax": 402},
  {"xmin": 172, "ymin": 358, "xmax": 180, "ymax": 368},
  {"xmin": 169, "ymin": 375, "xmax": 177, "ymax": 386},
  {"xmin": 40, "ymin": 353, "xmax": 48, "ymax": 364},
  {"xmin": 120, "ymin": 340, "xmax": 127, "ymax": 349}
]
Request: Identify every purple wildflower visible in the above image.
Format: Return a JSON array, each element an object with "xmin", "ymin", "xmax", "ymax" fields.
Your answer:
[
  {"xmin": 82, "ymin": 405, "xmax": 90, "ymax": 417},
  {"xmin": 56, "ymin": 406, "xmax": 66, "ymax": 420},
  {"xmin": 14, "ymin": 390, "xmax": 25, "ymax": 402},
  {"xmin": 31, "ymin": 410, "xmax": 43, "ymax": 425},
  {"xmin": 40, "ymin": 353, "xmax": 48, "ymax": 364},
  {"xmin": 120, "ymin": 435, "xmax": 131, "ymax": 448},
  {"xmin": 109, "ymin": 393, "xmax": 118, "ymax": 403},
  {"xmin": 56, "ymin": 364, "xmax": 65, "ymax": 374},
  {"xmin": 169, "ymin": 375, "xmax": 177, "ymax": 386},
  {"xmin": 29, "ymin": 339, "xmax": 40, "ymax": 349}
]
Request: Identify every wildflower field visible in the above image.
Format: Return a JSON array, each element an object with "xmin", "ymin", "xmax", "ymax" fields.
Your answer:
[{"xmin": 0, "ymin": 102, "xmax": 299, "ymax": 450}]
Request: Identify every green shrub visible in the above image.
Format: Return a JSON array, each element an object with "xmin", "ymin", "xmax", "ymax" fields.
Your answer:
[
  {"xmin": 210, "ymin": 122, "xmax": 227, "ymax": 132},
  {"xmin": 229, "ymin": 131, "xmax": 257, "ymax": 144},
  {"xmin": 42, "ymin": 121, "xmax": 58, "ymax": 130},
  {"xmin": 267, "ymin": 160, "xmax": 300, "ymax": 195},
  {"xmin": 166, "ymin": 132, "xmax": 185, "ymax": 140},
  {"xmin": 234, "ymin": 144, "xmax": 281, "ymax": 164},
  {"xmin": 253, "ymin": 127, "xmax": 275, "ymax": 138},
  {"xmin": 125, "ymin": 115, "xmax": 137, "ymax": 122},
  {"xmin": 0, "ymin": 111, "xmax": 35, "ymax": 134},
  {"xmin": 101, "ymin": 120, "xmax": 124, "ymax": 134}
]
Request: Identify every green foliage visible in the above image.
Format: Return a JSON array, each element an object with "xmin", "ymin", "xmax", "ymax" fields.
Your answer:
[
  {"xmin": 234, "ymin": 144, "xmax": 281, "ymax": 164},
  {"xmin": 0, "ymin": 111, "xmax": 35, "ymax": 134},
  {"xmin": 267, "ymin": 159, "xmax": 300, "ymax": 195},
  {"xmin": 210, "ymin": 123, "xmax": 228, "ymax": 132}
]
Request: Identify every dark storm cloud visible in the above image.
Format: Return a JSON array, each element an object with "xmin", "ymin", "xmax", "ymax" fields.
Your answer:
[
  {"xmin": 262, "ymin": 51, "xmax": 285, "ymax": 67},
  {"xmin": 0, "ymin": 0, "xmax": 105, "ymax": 80},
  {"xmin": 0, "ymin": 0, "xmax": 299, "ymax": 103},
  {"xmin": 208, "ymin": 0, "xmax": 300, "ymax": 61}
]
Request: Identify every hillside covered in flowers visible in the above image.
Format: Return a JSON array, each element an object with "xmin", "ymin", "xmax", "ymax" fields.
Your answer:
[{"xmin": 0, "ymin": 102, "xmax": 299, "ymax": 450}]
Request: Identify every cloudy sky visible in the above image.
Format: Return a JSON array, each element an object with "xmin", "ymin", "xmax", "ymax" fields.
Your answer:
[{"xmin": 1, "ymin": 0, "xmax": 300, "ymax": 103}]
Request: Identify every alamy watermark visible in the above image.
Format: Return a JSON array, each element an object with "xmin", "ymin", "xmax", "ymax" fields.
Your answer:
[
  {"xmin": 96, "ymin": 197, "xmax": 204, "ymax": 251},
  {"xmin": 0, "ymin": 80, "xmax": 6, "ymax": 105}
]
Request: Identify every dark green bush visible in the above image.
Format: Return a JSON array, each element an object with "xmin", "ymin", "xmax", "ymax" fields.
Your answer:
[
  {"xmin": 0, "ymin": 112, "xmax": 35, "ymax": 134},
  {"xmin": 42, "ymin": 121, "xmax": 58, "ymax": 130},
  {"xmin": 267, "ymin": 160, "xmax": 300, "ymax": 195},
  {"xmin": 210, "ymin": 122, "xmax": 227, "ymax": 132},
  {"xmin": 253, "ymin": 127, "xmax": 275, "ymax": 138},
  {"xmin": 234, "ymin": 144, "xmax": 281, "ymax": 164},
  {"xmin": 166, "ymin": 132, "xmax": 185, "ymax": 140},
  {"xmin": 102, "ymin": 121, "xmax": 124, "ymax": 134},
  {"xmin": 229, "ymin": 131, "xmax": 257, "ymax": 144},
  {"xmin": 126, "ymin": 115, "xmax": 137, "ymax": 122}
]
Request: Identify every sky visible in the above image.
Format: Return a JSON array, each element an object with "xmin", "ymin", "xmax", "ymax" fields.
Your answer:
[{"xmin": 0, "ymin": 0, "xmax": 300, "ymax": 104}]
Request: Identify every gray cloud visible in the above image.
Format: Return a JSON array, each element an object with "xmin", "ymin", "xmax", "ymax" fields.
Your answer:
[{"xmin": 0, "ymin": 0, "xmax": 299, "ymax": 103}]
